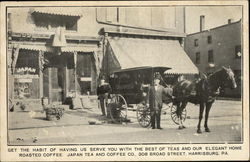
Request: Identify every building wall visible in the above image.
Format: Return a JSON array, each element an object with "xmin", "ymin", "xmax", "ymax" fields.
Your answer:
[
  {"xmin": 8, "ymin": 7, "xmax": 185, "ymax": 36},
  {"xmin": 7, "ymin": 7, "xmax": 186, "ymax": 104},
  {"xmin": 184, "ymin": 21, "xmax": 242, "ymax": 96}
]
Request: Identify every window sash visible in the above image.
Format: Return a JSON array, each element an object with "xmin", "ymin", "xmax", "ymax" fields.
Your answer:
[
  {"xmin": 194, "ymin": 39, "xmax": 199, "ymax": 47},
  {"xmin": 208, "ymin": 50, "xmax": 214, "ymax": 63},
  {"xmin": 195, "ymin": 52, "xmax": 200, "ymax": 64},
  {"xmin": 207, "ymin": 35, "xmax": 212, "ymax": 44}
]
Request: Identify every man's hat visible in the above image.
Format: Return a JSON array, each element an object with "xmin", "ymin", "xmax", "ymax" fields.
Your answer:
[{"xmin": 154, "ymin": 73, "xmax": 161, "ymax": 80}]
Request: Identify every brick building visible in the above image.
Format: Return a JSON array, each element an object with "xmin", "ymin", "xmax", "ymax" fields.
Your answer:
[{"xmin": 184, "ymin": 16, "xmax": 242, "ymax": 97}]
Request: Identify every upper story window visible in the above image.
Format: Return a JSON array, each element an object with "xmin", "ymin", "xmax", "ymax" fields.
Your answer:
[
  {"xmin": 97, "ymin": 7, "xmax": 119, "ymax": 23},
  {"xmin": 208, "ymin": 50, "xmax": 214, "ymax": 63},
  {"xmin": 235, "ymin": 45, "xmax": 242, "ymax": 58},
  {"xmin": 195, "ymin": 52, "xmax": 200, "ymax": 64},
  {"xmin": 194, "ymin": 39, "xmax": 199, "ymax": 47},
  {"xmin": 106, "ymin": 7, "xmax": 119, "ymax": 23},
  {"xmin": 207, "ymin": 35, "xmax": 212, "ymax": 44},
  {"xmin": 32, "ymin": 9, "xmax": 80, "ymax": 32},
  {"xmin": 96, "ymin": 7, "xmax": 176, "ymax": 29}
]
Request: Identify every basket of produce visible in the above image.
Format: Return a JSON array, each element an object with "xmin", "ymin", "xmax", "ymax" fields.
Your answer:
[{"xmin": 44, "ymin": 105, "xmax": 65, "ymax": 121}]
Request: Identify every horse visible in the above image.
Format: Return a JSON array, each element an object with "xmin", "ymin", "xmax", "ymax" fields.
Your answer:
[{"xmin": 172, "ymin": 66, "xmax": 237, "ymax": 133}]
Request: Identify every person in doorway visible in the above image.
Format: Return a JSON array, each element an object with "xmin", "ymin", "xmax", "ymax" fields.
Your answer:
[
  {"xmin": 149, "ymin": 74, "xmax": 173, "ymax": 130},
  {"xmin": 97, "ymin": 76, "xmax": 111, "ymax": 116}
]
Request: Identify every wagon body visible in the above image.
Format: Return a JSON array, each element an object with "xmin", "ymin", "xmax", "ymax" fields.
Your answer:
[
  {"xmin": 109, "ymin": 66, "xmax": 170, "ymax": 104},
  {"xmin": 107, "ymin": 66, "xmax": 187, "ymax": 126}
]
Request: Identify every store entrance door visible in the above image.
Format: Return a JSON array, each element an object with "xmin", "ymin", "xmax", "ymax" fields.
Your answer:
[{"xmin": 50, "ymin": 67, "xmax": 65, "ymax": 103}]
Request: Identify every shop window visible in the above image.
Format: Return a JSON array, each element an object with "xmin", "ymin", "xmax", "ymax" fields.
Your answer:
[
  {"xmin": 15, "ymin": 50, "xmax": 39, "ymax": 75},
  {"xmin": 235, "ymin": 45, "xmax": 242, "ymax": 58},
  {"xmin": 194, "ymin": 39, "xmax": 199, "ymax": 47},
  {"xmin": 14, "ymin": 49, "xmax": 39, "ymax": 99},
  {"xmin": 208, "ymin": 50, "xmax": 214, "ymax": 63},
  {"xmin": 14, "ymin": 78, "xmax": 39, "ymax": 99},
  {"xmin": 77, "ymin": 53, "xmax": 92, "ymax": 95},
  {"xmin": 195, "ymin": 52, "xmax": 200, "ymax": 64},
  {"xmin": 207, "ymin": 35, "xmax": 212, "ymax": 44}
]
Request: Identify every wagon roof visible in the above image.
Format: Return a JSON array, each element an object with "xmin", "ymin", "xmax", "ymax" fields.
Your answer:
[{"xmin": 112, "ymin": 66, "xmax": 171, "ymax": 74}]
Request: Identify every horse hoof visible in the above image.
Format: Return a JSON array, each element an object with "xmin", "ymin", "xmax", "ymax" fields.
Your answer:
[
  {"xmin": 197, "ymin": 129, "xmax": 202, "ymax": 134},
  {"xmin": 178, "ymin": 126, "xmax": 183, "ymax": 130},
  {"xmin": 205, "ymin": 128, "xmax": 211, "ymax": 132}
]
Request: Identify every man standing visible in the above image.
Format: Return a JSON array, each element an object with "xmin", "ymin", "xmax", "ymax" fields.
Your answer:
[
  {"xmin": 97, "ymin": 76, "xmax": 111, "ymax": 116},
  {"xmin": 149, "ymin": 74, "xmax": 172, "ymax": 129}
]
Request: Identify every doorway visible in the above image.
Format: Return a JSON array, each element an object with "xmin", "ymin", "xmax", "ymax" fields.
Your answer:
[
  {"xmin": 43, "ymin": 53, "xmax": 66, "ymax": 104},
  {"xmin": 50, "ymin": 67, "xmax": 64, "ymax": 103}
]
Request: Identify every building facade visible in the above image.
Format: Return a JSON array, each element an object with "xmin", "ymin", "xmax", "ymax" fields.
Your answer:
[
  {"xmin": 184, "ymin": 18, "xmax": 242, "ymax": 97},
  {"xmin": 7, "ymin": 7, "xmax": 198, "ymax": 107}
]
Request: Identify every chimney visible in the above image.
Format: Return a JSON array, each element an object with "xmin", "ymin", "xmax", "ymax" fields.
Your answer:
[
  {"xmin": 228, "ymin": 18, "xmax": 234, "ymax": 24},
  {"xmin": 200, "ymin": 15, "xmax": 205, "ymax": 32}
]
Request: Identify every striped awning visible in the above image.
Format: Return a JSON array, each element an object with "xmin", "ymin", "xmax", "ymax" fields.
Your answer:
[
  {"xmin": 18, "ymin": 44, "xmax": 53, "ymax": 52},
  {"xmin": 32, "ymin": 7, "xmax": 82, "ymax": 17},
  {"xmin": 17, "ymin": 44, "xmax": 96, "ymax": 53}
]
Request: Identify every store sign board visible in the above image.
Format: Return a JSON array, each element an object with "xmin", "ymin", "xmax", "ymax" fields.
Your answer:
[
  {"xmin": 18, "ymin": 78, "xmax": 33, "ymax": 83},
  {"xmin": 80, "ymin": 77, "xmax": 92, "ymax": 81},
  {"xmin": 16, "ymin": 67, "xmax": 37, "ymax": 74}
]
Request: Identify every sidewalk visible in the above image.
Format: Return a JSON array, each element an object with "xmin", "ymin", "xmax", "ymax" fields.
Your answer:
[
  {"xmin": 8, "ymin": 104, "xmax": 108, "ymax": 130},
  {"xmin": 8, "ymin": 103, "xmax": 142, "ymax": 145}
]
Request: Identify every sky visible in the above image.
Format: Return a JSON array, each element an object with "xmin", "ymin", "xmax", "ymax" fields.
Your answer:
[{"xmin": 185, "ymin": 6, "xmax": 242, "ymax": 34}]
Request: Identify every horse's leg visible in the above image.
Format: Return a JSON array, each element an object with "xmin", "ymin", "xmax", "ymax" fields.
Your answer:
[
  {"xmin": 175, "ymin": 102, "xmax": 182, "ymax": 129},
  {"xmin": 197, "ymin": 103, "xmax": 205, "ymax": 133},
  {"xmin": 179, "ymin": 101, "xmax": 188, "ymax": 129},
  {"xmin": 204, "ymin": 102, "xmax": 213, "ymax": 132}
]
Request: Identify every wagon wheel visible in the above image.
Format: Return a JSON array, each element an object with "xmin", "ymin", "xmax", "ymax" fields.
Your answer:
[
  {"xmin": 137, "ymin": 104, "xmax": 151, "ymax": 128},
  {"xmin": 109, "ymin": 94, "xmax": 128, "ymax": 124},
  {"xmin": 170, "ymin": 104, "xmax": 187, "ymax": 125}
]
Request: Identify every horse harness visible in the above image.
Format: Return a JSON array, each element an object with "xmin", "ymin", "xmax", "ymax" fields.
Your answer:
[{"xmin": 199, "ymin": 78, "xmax": 219, "ymax": 103}]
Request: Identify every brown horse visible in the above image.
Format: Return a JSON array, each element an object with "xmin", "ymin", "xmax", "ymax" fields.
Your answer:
[{"xmin": 172, "ymin": 67, "xmax": 237, "ymax": 133}]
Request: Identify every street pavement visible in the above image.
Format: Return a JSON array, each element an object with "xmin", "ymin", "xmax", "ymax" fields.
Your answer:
[{"xmin": 8, "ymin": 99, "xmax": 242, "ymax": 145}]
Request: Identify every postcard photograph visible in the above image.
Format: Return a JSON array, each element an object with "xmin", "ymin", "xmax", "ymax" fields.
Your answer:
[{"xmin": 0, "ymin": 1, "xmax": 249, "ymax": 161}]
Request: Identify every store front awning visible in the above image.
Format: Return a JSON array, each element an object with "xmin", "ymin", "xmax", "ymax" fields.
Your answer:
[
  {"xmin": 32, "ymin": 8, "xmax": 82, "ymax": 17},
  {"xmin": 107, "ymin": 37, "xmax": 198, "ymax": 74},
  {"xmin": 18, "ymin": 44, "xmax": 53, "ymax": 52},
  {"xmin": 16, "ymin": 44, "xmax": 96, "ymax": 53},
  {"xmin": 61, "ymin": 46, "xmax": 96, "ymax": 53}
]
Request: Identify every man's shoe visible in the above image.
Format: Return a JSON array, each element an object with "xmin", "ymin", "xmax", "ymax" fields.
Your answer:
[
  {"xmin": 157, "ymin": 127, "xmax": 163, "ymax": 130},
  {"xmin": 151, "ymin": 127, "xmax": 155, "ymax": 129}
]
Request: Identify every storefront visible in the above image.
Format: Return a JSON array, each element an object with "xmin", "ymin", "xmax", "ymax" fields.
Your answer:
[
  {"xmin": 8, "ymin": 37, "xmax": 101, "ymax": 106},
  {"xmin": 42, "ymin": 49, "xmax": 99, "ymax": 104}
]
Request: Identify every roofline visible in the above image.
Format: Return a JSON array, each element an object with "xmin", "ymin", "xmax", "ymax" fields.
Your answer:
[
  {"xmin": 187, "ymin": 19, "xmax": 241, "ymax": 36},
  {"xmin": 101, "ymin": 27, "xmax": 186, "ymax": 38}
]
